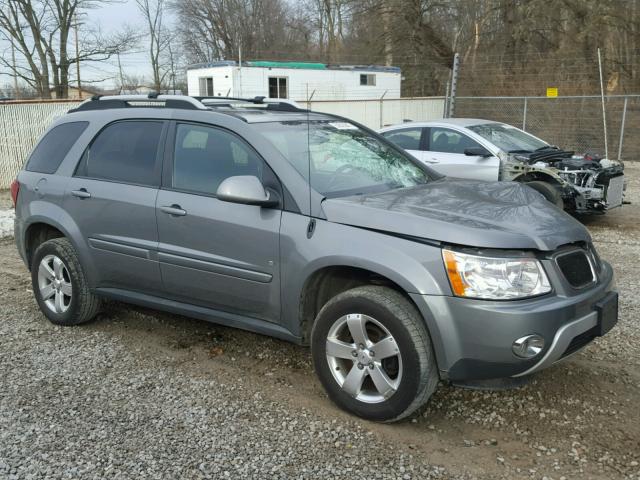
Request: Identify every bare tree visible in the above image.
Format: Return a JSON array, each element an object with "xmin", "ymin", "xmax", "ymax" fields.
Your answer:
[
  {"xmin": 173, "ymin": 0, "xmax": 307, "ymax": 64},
  {"xmin": 165, "ymin": 0, "xmax": 639, "ymax": 96},
  {"xmin": 136, "ymin": 0, "xmax": 172, "ymax": 92},
  {"xmin": 0, "ymin": 0, "xmax": 136, "ymax": 99}
]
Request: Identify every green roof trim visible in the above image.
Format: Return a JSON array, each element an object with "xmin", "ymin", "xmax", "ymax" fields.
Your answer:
[{"xmin": 247, "ymin": 61, "xmax": 327, "ymax": 70}]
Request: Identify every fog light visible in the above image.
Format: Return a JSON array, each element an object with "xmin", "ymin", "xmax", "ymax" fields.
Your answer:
[{"xmin": 512, "ymin": 334, "xmax": 545, "ymax": 359}]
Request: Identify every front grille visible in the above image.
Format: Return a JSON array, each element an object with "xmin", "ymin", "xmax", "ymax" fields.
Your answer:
[
  {"xmin": 605, "ymin": 174, "xmax": 625, "ymax": 208},
  {"xmin": 561, "ymin": 326, "xmax": 598, "ymax": 358},
  {"xmin": 556, "ymin": 250, "xmax": 595, "ymax": 288}
]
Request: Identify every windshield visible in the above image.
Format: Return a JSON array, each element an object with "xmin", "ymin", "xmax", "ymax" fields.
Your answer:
[
  {"xmin": 468, "ymin": 123, "xmax": 548, "ymax": 153},
  {"xmin": 254, "ymin": 120, "xmax": 436, "ymax": 198}
]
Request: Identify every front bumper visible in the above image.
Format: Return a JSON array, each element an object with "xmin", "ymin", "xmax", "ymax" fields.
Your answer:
[{"xmin": 410, "ymin": 260, "xmax": 616, "ymax": 381}]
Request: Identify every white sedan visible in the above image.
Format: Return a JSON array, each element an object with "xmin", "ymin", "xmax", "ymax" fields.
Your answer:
[{"xmin": 379, "ymin": 119, "xmax": 625, "ymax": 214}]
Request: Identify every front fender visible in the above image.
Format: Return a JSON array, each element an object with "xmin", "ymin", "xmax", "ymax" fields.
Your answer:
[{"xmin": 279, "ymin": 211, "xmax": 451, "ymax": 340}]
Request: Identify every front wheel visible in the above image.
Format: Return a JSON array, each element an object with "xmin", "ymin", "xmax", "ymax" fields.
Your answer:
[
  {"xmin": 526, "ymin": 180, "xmax": 564, "ymax": 209},
  {"xmin": 311, "ymin": 286, "xmax": 439, "ymax": 422}
]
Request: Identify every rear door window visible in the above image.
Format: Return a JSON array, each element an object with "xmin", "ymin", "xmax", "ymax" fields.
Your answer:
[
  {"xmin": 26, "ymin": 121, "xmax": 89, "ymax": 174},
  {"xmin": 382, "ymin": 127, "xmax": 424, "ymax": 150},
  {"xmin": 75, "ymin": 121, "xmax": 164, "ymax": 187},
  {"xmin": 428, "ymin": 127, "xmax": 482, "ymax": 154}
]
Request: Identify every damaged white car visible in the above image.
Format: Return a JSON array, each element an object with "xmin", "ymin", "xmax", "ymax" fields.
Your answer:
[{"xmin": 379, "ymin": 119, "xmax": 625, "ymax": 214}]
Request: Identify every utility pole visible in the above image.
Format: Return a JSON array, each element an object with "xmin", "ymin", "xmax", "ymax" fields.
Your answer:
[
  {"xmin": 448, "ymin": 53, "xmax": 460, "ymax": 118},
  {"xmin": 74, "ymin": 11, "xmax": 81, "ymax": 98},
  {"xmin": 117, "ymin": 52, "xmax": 125, "ymax": 94},
  {"xmin": 382, "ymin": 6, "xmax": 393, "ymax": 67},
  {"xmin": 11, "ymin": 39, "xmax": 19, "ymax": 98},
  {"xmin": 597, "ymin": 48, "xmax": 609, "ymax": 160},
  {"xmin": 238, "ymin": 40, "xmax": 242, "ymax": 97}
]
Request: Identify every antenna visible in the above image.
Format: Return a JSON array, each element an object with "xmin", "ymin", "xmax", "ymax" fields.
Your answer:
[{"xmin": 306, "ymin": 86, "xmax": 314, "ymax": 233}]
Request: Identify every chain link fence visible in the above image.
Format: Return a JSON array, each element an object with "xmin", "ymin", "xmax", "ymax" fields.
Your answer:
[
  {"xmin": 0, "ymin": 101, "xmax": 81, "ymax": 188},
  {"xmin": 455, "ymin": 95, "xmax": 639, "ymax": 161}
]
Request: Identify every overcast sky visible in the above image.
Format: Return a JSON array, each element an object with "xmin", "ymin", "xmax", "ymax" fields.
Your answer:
[
  {"xmin": 87, "ymin": 0, "xmax": 176, "ymax": 88},
  {"xmin": 1, "ymin": 0, "xmax": 178, "ymax": 91}
]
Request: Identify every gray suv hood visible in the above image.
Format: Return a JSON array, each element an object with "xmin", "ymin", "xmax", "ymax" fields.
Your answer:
[{"xmin": 322, "ymin": 179, "xmax": 590, "ymax": 251}]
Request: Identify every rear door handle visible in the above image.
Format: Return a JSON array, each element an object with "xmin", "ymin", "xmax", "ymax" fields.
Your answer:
[
  {"xmin": 160, "ymin": 204, "xmax": 187, "ymax": 216},
  {"xmin": 71, "ymin": 188, "xmax": 91, "ymax": 199}
]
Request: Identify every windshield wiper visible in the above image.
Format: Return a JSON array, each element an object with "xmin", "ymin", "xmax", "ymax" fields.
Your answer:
[
  {"xmin": 507, "ymin": 149, "xmax": 532, "ymax": 153},
  {"xmin": 534, "ymin": 145, "xmax": 558, "ymax": 151}
]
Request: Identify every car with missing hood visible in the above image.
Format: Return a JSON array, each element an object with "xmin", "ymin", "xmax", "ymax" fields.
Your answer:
[
  {"xmin": 12, "ymin": 95, "xmax": 618, "ymax": 422},
  {"xmin": 379, "ymin": 119, "xmax": 626, "ymax": 214}
]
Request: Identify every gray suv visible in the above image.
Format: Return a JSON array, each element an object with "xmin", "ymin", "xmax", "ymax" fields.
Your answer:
[{"xmin": 12, "ymin": 95, "xmax": 618, "ymax": 422}]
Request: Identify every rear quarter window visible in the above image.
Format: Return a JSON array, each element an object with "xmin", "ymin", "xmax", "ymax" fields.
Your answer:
[{"xmin": 26, "ymin": 121, "xmax": 89, "ymax": 174}]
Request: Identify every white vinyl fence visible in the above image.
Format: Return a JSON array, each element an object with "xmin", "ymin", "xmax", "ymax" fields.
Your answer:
[
  {"xmin": 0, "ymin": 101, "xmax": 81, "ymax": 188},
  {"xmin": 307, "ymin": 97, "xmax": 446, "ymax": 130},
  {"xmin": 0, "ymin": 97, "xmax": 446, "ymax": 189}
]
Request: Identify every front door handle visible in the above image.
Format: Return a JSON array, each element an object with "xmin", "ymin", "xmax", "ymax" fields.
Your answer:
[
  {"xmin": 160, "ymin": 204, "xmax": 187, "ymax": 216},
  {"xmin": 71, "ymin": 188, "xmax": 91, "ymax": 199}
]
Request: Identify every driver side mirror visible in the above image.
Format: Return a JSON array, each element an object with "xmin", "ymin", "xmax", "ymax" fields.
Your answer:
[
  {"xmin": 216, "ymin": 175, "xmax": 279, "ymax": 207},
  {"xmin": 464, "ymin": 146, "xmax": 492, "ymax": 157}
]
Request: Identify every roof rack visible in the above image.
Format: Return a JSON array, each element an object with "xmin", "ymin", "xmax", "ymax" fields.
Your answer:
[
  {"xmin": 69, "ymin": 93, "xmax": 210, "ymax": 112},
  {"xmin": 68, "ymin": 93, "xmax": 305, "ymax": 113},
  {"xmin": 197, "ymin": 96, "xmax": 304, "ymax": 112}
]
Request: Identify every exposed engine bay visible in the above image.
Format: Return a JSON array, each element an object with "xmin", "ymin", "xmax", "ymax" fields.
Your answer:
[{"xmin": 502, "ymin": 148, "xmax": 626, "ymax": 214}]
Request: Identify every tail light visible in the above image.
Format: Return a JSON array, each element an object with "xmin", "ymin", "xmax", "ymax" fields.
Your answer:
[{"xmin": 10, "ymin": 179, "xmax": 20, "ymax": 208}]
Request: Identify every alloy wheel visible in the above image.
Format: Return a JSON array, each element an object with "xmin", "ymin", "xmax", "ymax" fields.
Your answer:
[
  {"xmin": 325, "ymin": 313, "xmax": 403, "ymax": 403},
  {"xmin": 37, "ymin": 254, "xmax": 72, "ymax": 314}
]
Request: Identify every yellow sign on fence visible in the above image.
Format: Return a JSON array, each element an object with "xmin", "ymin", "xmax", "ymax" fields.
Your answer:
[{"xmin": 546, "ymin": 87, "xmax": 558, "ymax": 97}]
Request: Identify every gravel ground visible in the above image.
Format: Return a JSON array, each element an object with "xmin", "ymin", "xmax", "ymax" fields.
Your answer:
[{"xmin": 0, "ymin": 166, "xmax": 639, "ymax": 480}]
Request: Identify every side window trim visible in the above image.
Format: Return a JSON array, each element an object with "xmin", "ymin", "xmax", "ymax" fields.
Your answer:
[
  {"xmin": 424, "ymin": 127, "xmax": 432, "ymax": 150},
  {"xmin": 419, "ymin": 127, "xmax": 429, "ymax": 151},
  {"xmin": 162, "ymin": 121, "xmax": 284, "ymax": 204},
  {"xmin": 73, "ymin": 119, "xmax": 168, "ymax": 188}
]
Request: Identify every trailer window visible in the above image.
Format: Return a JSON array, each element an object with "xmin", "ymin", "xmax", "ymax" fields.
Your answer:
[
  {"xmin": 199, "ymin": 77, "xmax": 213, "ymax": 96},
  {"xmin": 360, "ymin": 74, "xmax": 376, "ymax": 86},
  {"xmin": 268, "ymin": 77, "xmax": 288, "ymax": 99}
]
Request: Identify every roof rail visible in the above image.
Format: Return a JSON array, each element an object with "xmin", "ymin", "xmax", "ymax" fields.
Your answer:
[
  {"xmin": 69, "ymin": 93, "xmax": 210, "ymax": 112},
  {"xmin": 197, "ymin": 96, "xmax": 304, "ymax": 112}
]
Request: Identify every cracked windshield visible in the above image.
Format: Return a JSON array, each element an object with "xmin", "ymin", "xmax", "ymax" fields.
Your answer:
[{"xmin": 255, "ymin": 120, "xmax": 433, "ymax": 198}]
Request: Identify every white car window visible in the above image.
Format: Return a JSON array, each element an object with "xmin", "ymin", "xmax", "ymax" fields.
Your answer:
[
  {"xmin": 429, "ymin": 127, "xmax": 481, "ymax": 154},
  {"xmin": 382, "ymin": 128, "xmax": 423, "ymax": 150}
]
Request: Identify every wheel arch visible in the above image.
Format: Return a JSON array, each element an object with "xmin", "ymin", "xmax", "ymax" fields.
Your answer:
[
  {"xmin": 512, "ymin": 170, "xmax": 565, "ymax": 187},
  {"xmin": 297, "ymin": 264, "xmax": 423, "ymax": 346},
  {"xmin": 22, "ymin": 204, "xmax": 96, "ymax": 286}
]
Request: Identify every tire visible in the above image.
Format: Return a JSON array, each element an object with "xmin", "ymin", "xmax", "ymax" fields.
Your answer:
[
  {"xmin": 311, "ymin": 285, "xmax": 439, "ymax": 422},
  {"xmin": 526, "ymin": 181, "xmax": 564, "ymax": 209},
  {"xmin": 31, "ymin": 238, "xmax": 101, "ymax": 326}
]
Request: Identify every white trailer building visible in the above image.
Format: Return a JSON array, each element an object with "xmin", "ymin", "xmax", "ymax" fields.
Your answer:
[{"xmin": 186, "ymin": 61, "xmax": 401, "ymax": 101}]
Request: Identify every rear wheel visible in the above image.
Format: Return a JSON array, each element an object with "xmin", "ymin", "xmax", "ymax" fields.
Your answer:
[
  {"xmin": 31, "ymin": 238, "xmax": 101, "ymax": 326},
  {"xmin": 526, "ymin": 180, "xmax": 564, "ymax": 209},
  {"xmin": 311, "ymin": 286, "xmax": 439, "ymax": 422}
]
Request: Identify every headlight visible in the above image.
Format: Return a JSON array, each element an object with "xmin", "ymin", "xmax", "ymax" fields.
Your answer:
[{"xmin": 442, "ymin": 249, "xmax": 551, "ymax": 299}]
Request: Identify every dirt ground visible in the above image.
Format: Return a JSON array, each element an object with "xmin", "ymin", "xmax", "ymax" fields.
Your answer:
[{"xmin": 0, "ymin": 165, "xmax": 639, "ymax": 479}]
